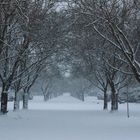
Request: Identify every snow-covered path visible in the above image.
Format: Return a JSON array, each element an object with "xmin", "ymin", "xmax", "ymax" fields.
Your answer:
[
  {"xmin": 0, "ymin": 95, "xmax": 140, "ymax": 140},
  {"xmin": 0, "ymin": 110, "xmax": 140, "ymax": 140}
]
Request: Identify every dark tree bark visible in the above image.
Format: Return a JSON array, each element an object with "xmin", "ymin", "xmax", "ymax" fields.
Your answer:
[
  {"xmin": 115, "ymin": 93, "xmax": 118, "ymax": 110},
  {"xmin": 14, "ymin": 92, "xmax": 20, "ymax": 111},
  {"xmin": 1, "ymin": 81, "xmax": 11, "ymax": 113},
  {"xmin": 110, "ymin": 83, "xmax": 118, "ymax": 111},
  {"xmin": 1, "ymin": 91, "xmax": 8, "ymax": 114},
  {"xmin": 103, "ymin": 89, "xmax": 108, "ymax": 110},
  {"xmin": 111, "ymin": 91, "xmax": 116, "ymax": 111},
  {"xmin": 23, "ymin": 92, "xmax": 28, "ymax": 109}
]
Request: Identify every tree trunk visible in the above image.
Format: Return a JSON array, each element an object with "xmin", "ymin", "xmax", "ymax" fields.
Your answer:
[
  {"xmin": 103, "ymin": 90, "xmax": 108, "ymax": 110},
  {"xmin": 44, "ymin": 94, "xmax": 48, "ymax": 101},
  {"xmin": 14, "ymin": 92, "xmax": 20, "ymax": 110},
  {"xmin": 111, "ymin": 92, "xmax": 116, "ymax": 111},
  {"xmin": 115, "ymin": 93, "xmax": 118, "ymax": 110},
  {"xmin": 1, "ymin": 91, "xmax": 8, "ymax": 114},
  {"xmin": 81, "ymin": 92, "xmax": 84, "ymax": 102},
  {"xmin": 109, "ymin": 82, "xmax": 118, "ymax": 111},
  {"xmin": 111, "ymin": 84, "xmax": 116, "ymax": 111},
  {"xmin": 44, "ymin": 94, "xmax": 46, "ymax": 101},
  {"xmin": 23, "ymin": 93, "xmax": 28, "ymax": 109},
  {"xmin": 44, "ymin": 92, "xmax": 50, "ymax": 101}
]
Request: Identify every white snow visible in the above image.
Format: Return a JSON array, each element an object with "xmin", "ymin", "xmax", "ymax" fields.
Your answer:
[{"xmin": 0, "ymin": 94, "xmax": 140, "ymax": 140}]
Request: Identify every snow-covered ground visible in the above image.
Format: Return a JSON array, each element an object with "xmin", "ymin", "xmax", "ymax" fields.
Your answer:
[{"xmin": 1, "ymin": 94, "xmax": 140, "ymax": 140}]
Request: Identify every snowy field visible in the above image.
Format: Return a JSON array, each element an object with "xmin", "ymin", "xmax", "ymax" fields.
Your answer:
[{"xmin": 0, "ymin": 94, "xmax": 140, "ymax": 140}]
